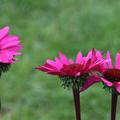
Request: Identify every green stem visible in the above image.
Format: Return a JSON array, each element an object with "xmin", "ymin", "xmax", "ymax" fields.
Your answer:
[{"xmin": 0, "ymin": 98, "xmax": 1, "ymax": 111}]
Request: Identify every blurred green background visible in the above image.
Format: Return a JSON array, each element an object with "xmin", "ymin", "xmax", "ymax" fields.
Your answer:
[{"xmin": 0, "ymin": 0, "xmax": 120, "ymax": 120}]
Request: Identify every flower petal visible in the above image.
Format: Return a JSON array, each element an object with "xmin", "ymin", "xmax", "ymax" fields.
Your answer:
[
  {"xmin": 47, "ymin": 59, "xmax": 61, "ymax": 70},
  {"xmin": 115, "ymin": 53, "xmax": 120, "ymax": 69},
  {"xmin": 116, "ymin": 86, "xmax": 120, "ymax": 93},
  {"xmin": 80, "ymin": 75, "xmax": 100, "ymax": 92},
  {"xmin": 0, "ymin": 26, "xmax": 22, "ymax": 64},
  {"xmin": 36, "ymin": 66, "xmax": 54, "ymax": 72},
  {"xmin": 55, "ymin": 57, "xmax": 63, "ymax": 68},
  {"xmin": 0, "ymin": 36, "xmax": 20, "ymax": 49},
  {"xmin": 69, "ymin": 58, "xmax": 74, "ymax": 64},
  {"xmin": 100, "ymin": 77, "xmax": 113, "ymax": 87},
  {"xmin": 76, "ymin": 51, "xmax": 82, "ymax": 64},
  {"xmin": 0, "ymin": 26, "xmax": 9, "ymax": 40},
  {"xmin": 96, "ymin": 51, "xmax": 103, "ymax": 59},
  {"xmin": 112, "ymin": 82, "xmax": 120, "ymax": 93},
  {"xmin": 106, "ymin": 51, "xmax": 112, "ymax": 68},
  {"xmin": 59, "ymin": 51, "xmax": 69, "ymax": 65},
  {"xmin": 36, "ymin": 62, "xmax": 59, "ymax": 72}
]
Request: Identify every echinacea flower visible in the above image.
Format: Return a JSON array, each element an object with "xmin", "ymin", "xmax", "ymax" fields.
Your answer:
[
  {"xmin": 0, "ymin": 26, "xmax": 22, "ymax": 64},
  {"xmin": 36, "ymin": 49, "xmax": 110, "ymax": 120},
  {"xmin": 36, "ymin": 48, "xmax": 108, "ymax": 90},
  {"xmin": 95, "ymin": 52, "xmax": 120, "ymax": 120},
  {"xmin": 0, "ymin": 26, "xmax": 23, "ymax": 75},
  {"xmin": 0, "ymin": 26, "xmax": 22, "ymax": 111},
  {"xmin": 98, "ymin": 52, "xmax": 120, "ymax": 93}
]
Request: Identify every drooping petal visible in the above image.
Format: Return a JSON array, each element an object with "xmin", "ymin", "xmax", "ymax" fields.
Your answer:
[
  {"xmin": 115, "ymin": 82, "xmax": 120, "ymax": 93},
  {"xmin": 80, "ymin": 75, "xmax": 100, "ymax": 92},
  {"xmin": 115, "ymin": 53, "xmax": 120, "ymax": 69},
  {"xmin": 116, "ymin": 87, "xmax": 120, "ymax": 93},
  {"xmin": 100, "ymin": 77, "xmax": 113, "ymax": 87},
  {"xmin": 75, "ymin": 51, "xmax": 82, "ymax": 64},
  {"xmin": 59, "ymin": 51, "xmax": 69, "ymax": 65}
]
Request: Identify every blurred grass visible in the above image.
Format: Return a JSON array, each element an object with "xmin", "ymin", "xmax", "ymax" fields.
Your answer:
[{"xmin": 0, "ymin": 0, "xmax": 120, "ymax": 119}]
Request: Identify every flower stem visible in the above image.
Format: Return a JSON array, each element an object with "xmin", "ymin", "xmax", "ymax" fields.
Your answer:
[
  {"xmin": 72, "ymin": 87, "xmax": 81, "ymax": 120},
  {"xmin": 111, "ymin": 90, "xmax": 118, "ymax": 120},
  {"xmin": 0, "ymin": 98, "xmax": 1, "ymax": 111}
]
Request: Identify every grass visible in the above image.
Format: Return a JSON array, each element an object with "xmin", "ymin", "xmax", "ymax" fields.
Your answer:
[{"xmin": 0, "ymin": 0, "xmax": 120, "ymax": 119}]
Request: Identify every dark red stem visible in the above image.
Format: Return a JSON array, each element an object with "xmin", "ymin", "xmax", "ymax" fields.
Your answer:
[
  {"xmin": 111, "ymin": 91, "xmax": 118, "ymax": 120},
  {"xmin": 73, "ymin": 87, "xmax": 81, "ymax": 120}
]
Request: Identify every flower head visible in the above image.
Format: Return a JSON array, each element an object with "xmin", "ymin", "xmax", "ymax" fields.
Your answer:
[
  {"xmin": 36, "ymin": 49, "xmax": 108, "ymax": 90},
  {"xmin": 0, "ymin": 26, "xmax": 23, "ymax": 75},
  {"xmin": 99, "ymin": 52, "xmax": 120, "ymax": 93},
  {"xmin": 36, "ymin": 49, "xmax": 105, "ymax": 76},
  {"xmin": 0, "ymin": 26, "xmax": 23, "ymax": 64}
]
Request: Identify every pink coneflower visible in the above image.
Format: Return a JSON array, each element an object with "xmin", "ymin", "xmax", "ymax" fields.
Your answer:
[
  {"xmin": 98, "ymin": 52, "xmax": 120, "ymax": 93},
  {"xmin": 95, "ymin": 52, "xmax": 120, "ymax": 120},
  {"xmin": 36, "ymin": 49, "xmax": 107, "ymax": 89},
  {"xmin": 0, "ymin": 26, "xmax": 22, "ymax": 111},
  {"xmin": 0, "ymin": 26, "xmax": 22, "ymax": 64},
  {"xmin": 36, "ymin": 49, "xmax": 109, "ymax": 120}
]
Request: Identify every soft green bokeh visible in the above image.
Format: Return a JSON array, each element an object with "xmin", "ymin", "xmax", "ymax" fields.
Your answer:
[{"xmin": 0, "ymin": 0, "xmax": 120, "ymax": 120}]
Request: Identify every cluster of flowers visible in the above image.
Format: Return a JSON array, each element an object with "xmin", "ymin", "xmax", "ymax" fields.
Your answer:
[
  {"xmin": 36, "ymin": 48, "xmax": 120, "ymax": 120},
  {"xmin": 0, "ymin": 25, "xmax": 119, "ymax": 119},
  {"xmin": 36, "ymin": 49, "xmax": 120, "ymax": 94}
]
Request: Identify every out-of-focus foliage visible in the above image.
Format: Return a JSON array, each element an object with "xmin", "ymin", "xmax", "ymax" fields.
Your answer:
[{"xmin": 0, "ymin": 0, "xmax": 120, "ymax": 120}]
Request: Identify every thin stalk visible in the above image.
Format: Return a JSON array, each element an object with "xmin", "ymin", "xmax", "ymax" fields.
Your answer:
[
  {"xmin": 0, "ymin": 98, "xmax": 1, "ymax": 112},
  {"xmin": 72, "ymin": 87, "xmax": 81, "ymax": 120},
  {"xmin": 111, "ymin": 90, "xmax": 118, "ymax": 120}
]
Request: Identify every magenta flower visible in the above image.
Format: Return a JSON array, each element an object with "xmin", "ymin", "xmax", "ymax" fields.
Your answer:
[
  {"xmin": 0, "ymin": 26, "xmax": 23, "ymax": 64},
  {"xmin": 37, "ymin": 49, "xmax": 104, "ymax": 76},
  {"xmin": 36, "ymin": 51, "xmax": 86, "ymax": 77},
  {"xmin": 36, "ymin": 48, "xmax": 108, "ymax": 90},
  {"xmin": 96, "ymin": 52, "xmax": 120, "ymax": 120},
  {"xmin": 98, "ymin": 52, "xmax": 120, "ymax": 93},
  {"xmin": 36, "ymin": 48, "xmax": 110, "ymax": 120},
  {"xmin": 79, "ymin": 49, "xmax": 110, "ymax": 92},
  {"xmin": 0, "ymin": 26, "xmax": 23, "ymax": 111}
]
